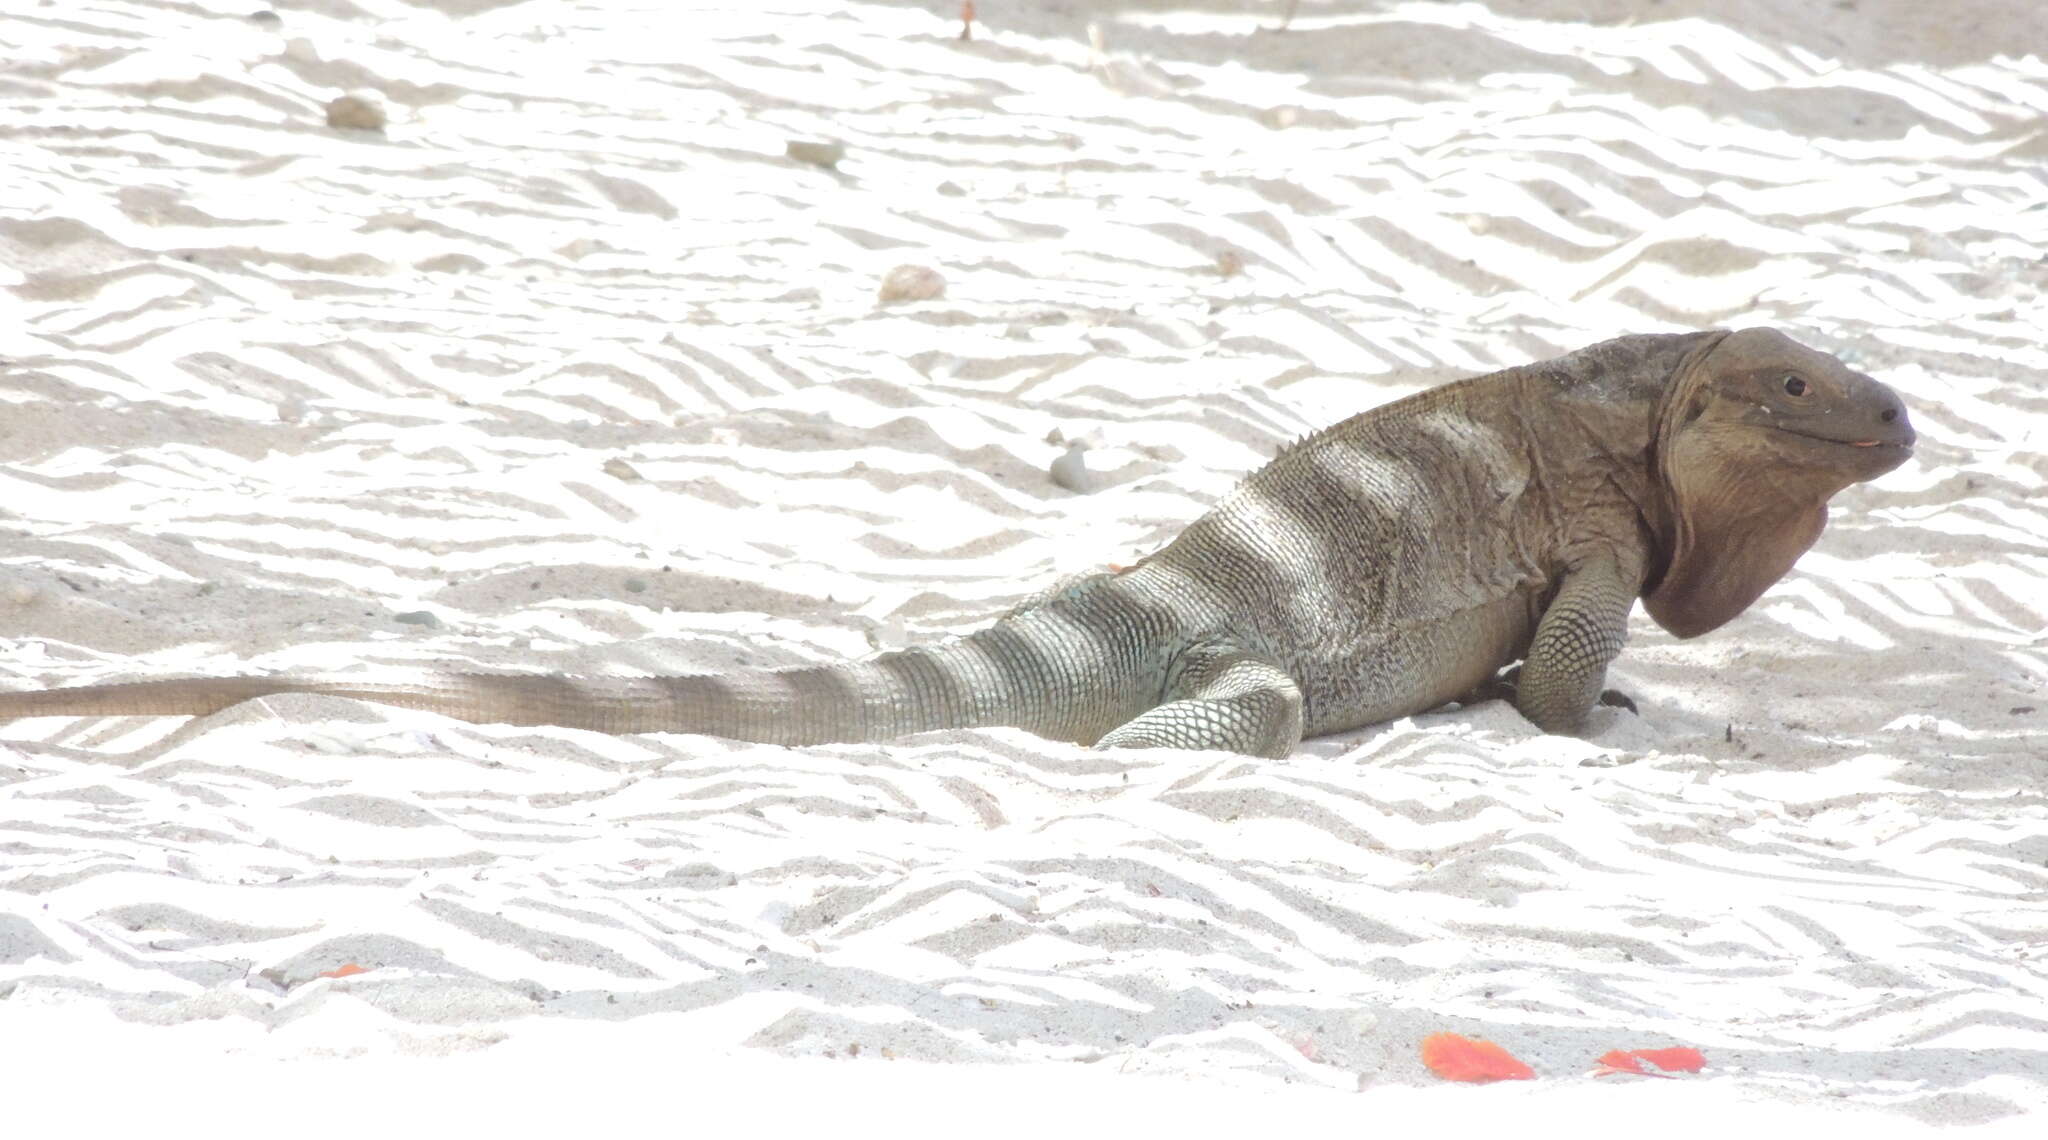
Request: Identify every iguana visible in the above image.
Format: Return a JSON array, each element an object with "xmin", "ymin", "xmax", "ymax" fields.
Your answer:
[{"xmin": 0, "ymin": 328, "xmax": 1912, "ymax": 757}]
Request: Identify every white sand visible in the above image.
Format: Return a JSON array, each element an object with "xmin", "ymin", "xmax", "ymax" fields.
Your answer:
[{"xmin": 2, "ymin": 0, "xmax": 2044, "ymax": 1133}]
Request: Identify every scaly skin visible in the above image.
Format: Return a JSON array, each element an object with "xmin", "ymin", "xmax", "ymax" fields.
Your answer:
[{"xmin": 0, "ymin": 329, "xmax": 1914, "ymax": 757}]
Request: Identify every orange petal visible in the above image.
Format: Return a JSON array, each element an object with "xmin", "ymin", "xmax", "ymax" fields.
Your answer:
[
  {"xmin": 318, "ymin": 963, "xmax": 369, "ymax": 979},
  {"xmin": 1632, "ymin": 1047, "xmax": 1706, "ymax": 1073},
  {"xmin": 1592, "ymin": 1046, "xmax": 1705, "ymax": 1078},
  {"xmin": 1591, "ymin": 1049, "xmax": 1666, "ymax": 1078},
  {"xmin": 1592, "ymin": 1049, "xmax": 1648, "ymax": 1076},
  {"xmin": 1420, "ymin": 1032, "xmax": 1536, "ymax": 1082}
]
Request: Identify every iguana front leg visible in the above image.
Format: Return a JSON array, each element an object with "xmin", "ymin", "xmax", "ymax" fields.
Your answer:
[
  {"xmin": 1096, "ymin": 641, "xmax": 1303, "ymax": 758},
  {"xmin": 1516, "ymin": 552, "xmax": 1645, "ymax": 735}
]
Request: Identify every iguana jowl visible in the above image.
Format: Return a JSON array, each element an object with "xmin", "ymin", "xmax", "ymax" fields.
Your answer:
[{"xmin": 0, "ymin": 329, "xmax": 1913, "ymax": 757}]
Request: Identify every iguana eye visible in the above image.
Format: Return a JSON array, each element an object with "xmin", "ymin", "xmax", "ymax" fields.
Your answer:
[{"xmin": 1781, "ymin": 374, "xmax": 1808, "ymax": 397}]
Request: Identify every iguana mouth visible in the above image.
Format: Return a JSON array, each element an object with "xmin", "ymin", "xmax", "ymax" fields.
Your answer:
[{"xmin": 1779, "ymin": 428, "xmax": 1912, "ymax": 451}]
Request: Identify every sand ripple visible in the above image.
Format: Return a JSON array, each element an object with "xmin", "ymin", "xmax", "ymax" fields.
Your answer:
[{"xmin": 2, "ymin": 0, "xmax": 2044, "ymax": 1127}]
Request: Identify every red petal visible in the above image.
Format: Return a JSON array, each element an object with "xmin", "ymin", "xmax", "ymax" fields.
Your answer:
[
  {"xmin": 1633, "ymin": 1047, "xmax": 1706, "ymax": 1073},
  {"xmin": 1593, "ymin": 1049, "xmax": 1648, "ymax": 1076},
  {"xmin": 1592, "ymin": 1046, "xmax": 1704, "ymax": 1078},
  {"xmin": 1420, "ymin": 1032, "xmax": 1536, "ymax": 1082},
  {"xmin": 1591, "ymin": 1049, "xmax": 1671, "ymax": 1079}
]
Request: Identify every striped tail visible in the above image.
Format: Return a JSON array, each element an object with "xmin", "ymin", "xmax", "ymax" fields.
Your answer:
[{"xmin": 0, "ymin": 581, "xmax": 1177, "ymax": 744}]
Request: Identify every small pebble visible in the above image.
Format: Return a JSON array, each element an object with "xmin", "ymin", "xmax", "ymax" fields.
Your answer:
[
  {"xmin": 877, "ymin": 264, "xmax": 945, "ymax": 304},
  {"xmin": 395, "ymin": 610, "xmax": 440, "ymax": 628},
  {"xmin": 785, "ymin": 139, "xmax": 845, "ymax": 169},
  {"xmin": 867, "ymin": 614, "xmax": 908, "ymax": 652},
  {"xmin": 326, "ymin": 93, "xmax": 386, "ymax": 132},
  {"xmin": 4, "ymin": 583, "xmax": 38, "ymax": 606},
  {"xmin": 604, "ymin": 458, "xmax": 644, "ymax": 482},
  {"xmin": 625, "ymin": 578, "xmax": 648, "ymax": 593},
  {"xmin": 1049, "ymin": 440, "xmax": 1093, "ymax": 493},
  {"xmin": 248, "ymin": 9, "xmax": 281, "ymax": 28}
]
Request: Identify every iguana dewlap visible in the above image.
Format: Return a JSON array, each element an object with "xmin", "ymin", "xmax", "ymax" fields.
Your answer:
[{"xmin": 0, "ymin": 328, "xmax": 1913, "ymax": 757}]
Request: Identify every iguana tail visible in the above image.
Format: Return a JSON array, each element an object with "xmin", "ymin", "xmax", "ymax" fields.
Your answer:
[{"xmin": 0, "ymin": 578, "xmax": 1179, "ymax": 745}]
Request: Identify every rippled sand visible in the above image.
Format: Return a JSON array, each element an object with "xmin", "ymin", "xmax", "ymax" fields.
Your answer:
[{"xmin": 2, "ymin": 1, "xmax": 2044, "ymax": 1132}]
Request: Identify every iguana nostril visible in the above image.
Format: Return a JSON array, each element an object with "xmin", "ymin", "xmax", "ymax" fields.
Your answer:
[{"xmin": 1881, "ymin": 408, "xmax": 1898, "ymax": 423}]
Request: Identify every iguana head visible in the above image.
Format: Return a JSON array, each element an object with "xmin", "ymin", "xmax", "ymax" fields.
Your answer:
[{"xmin": 1644, "ymin": 327, "xmax": 1914, "ymax": 639}]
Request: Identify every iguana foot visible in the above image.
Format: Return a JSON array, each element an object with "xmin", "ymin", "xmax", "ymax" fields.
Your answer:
[{"xmin": 1463, "ymin": 665, "xmax": 1638, "ymax": 721}]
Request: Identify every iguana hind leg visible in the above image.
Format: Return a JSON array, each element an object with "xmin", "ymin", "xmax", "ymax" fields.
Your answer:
[{"xmin": 1095, "ymin": 641, "xmax": 1302, "ymax": 758}]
